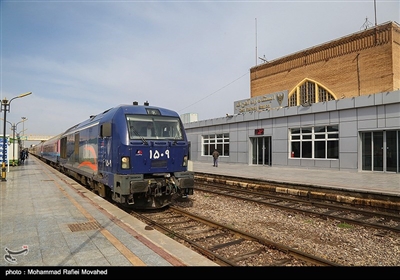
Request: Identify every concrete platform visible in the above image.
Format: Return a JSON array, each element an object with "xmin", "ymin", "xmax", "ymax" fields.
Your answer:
[{"xmin": 0, "ymin": 156, "xmax": 218, "ymax": 268}]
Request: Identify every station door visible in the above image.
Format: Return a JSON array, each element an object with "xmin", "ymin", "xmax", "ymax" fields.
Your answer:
[
  {"xmin": 361, "ymin": 130, "xmax": 399, "ymax": 173},
  {"xmin": 251, "ymin": 137, "xmax": 271, "ymax": 166}
]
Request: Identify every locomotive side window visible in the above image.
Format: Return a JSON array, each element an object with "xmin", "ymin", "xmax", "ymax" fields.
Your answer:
[
  {"xmin": 101, "ymin": 123, "xmax": 112, "ymax": 137},
  {"xmin": 126, "ymin": 115, "xmax": 183, "ymax": 140}
]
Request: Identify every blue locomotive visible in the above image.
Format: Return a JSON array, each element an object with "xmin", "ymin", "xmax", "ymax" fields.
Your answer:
[{"xmin": 31, "ymin": 102, "xmax": 194, "ymax": 209}]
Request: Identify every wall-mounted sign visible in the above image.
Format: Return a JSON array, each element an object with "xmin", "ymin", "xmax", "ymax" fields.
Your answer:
[
  {"xmin": 0, "ymin": 137, "xmax": 8, "ymax": 164},
  {"xmin": 255, "ymin": 128, "xmax": 264, "ymax": 135},
  {"xmin": 234, "ymin": 90, "xmax": 288, "ymax": 114}
]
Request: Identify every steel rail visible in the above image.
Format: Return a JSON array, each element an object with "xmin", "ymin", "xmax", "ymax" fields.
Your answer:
[
  {"xmin": 195, "ymin": 183, "xmax": 400, "ymax": 233},
  {"xmin": 130, "ymin": 209, "xmax": 236, "ymax": 266},
  {"xmin": 131, "ymin": 206, "xmax": 340, "ymax": 266},
  {"xmin": 170, "ymin": 206, "xmax": 340, "ymax": 266}
]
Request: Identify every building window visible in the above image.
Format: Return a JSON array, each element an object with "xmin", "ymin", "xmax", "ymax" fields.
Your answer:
[
  {"xmin": 289, "ymin": 79, "xmax": 336, "ymax": 106},
  {"xmin": 202, "ymin": 134, "xmax": 229, "ymax": 156},
  {"xmin": 290, "ymin": 125, "xmax": 339, "ymax": 159}
]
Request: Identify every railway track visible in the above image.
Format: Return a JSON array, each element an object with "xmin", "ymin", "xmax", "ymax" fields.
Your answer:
[
  {"xmin": 129, "ymin": 206, "xmax": 341, "ymax": 266},
  {"xmin": 194, "ymin": 182, "xmax": 400, "ymax": 234},
  {"xmin": 194, "ymin": 173, "xmax": 400, "ymax": 213},
  {"xmin": 129, "ymin": 176, "xmax": 399, "ymax": 266}
]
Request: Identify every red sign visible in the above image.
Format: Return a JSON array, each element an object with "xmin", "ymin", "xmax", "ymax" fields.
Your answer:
[{"xmin": 255, "ymin": 128, "xmax": 264, "ymax": 135}]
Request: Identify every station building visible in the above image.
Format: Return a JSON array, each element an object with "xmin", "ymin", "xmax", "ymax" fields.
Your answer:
[{"xmin": 184, "ymin": 21, "xmax": 400, "ymax": 173}]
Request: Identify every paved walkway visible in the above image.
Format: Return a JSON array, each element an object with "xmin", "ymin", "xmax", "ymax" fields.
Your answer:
[{"xmin": 0, "ymin": 157, "xmax": 218, "ymax": 267}]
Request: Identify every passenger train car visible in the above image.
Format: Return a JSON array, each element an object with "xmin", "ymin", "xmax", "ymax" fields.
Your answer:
[{"xmin": 31, "ymin": 102, "xmax": 194, "ymax": 209}]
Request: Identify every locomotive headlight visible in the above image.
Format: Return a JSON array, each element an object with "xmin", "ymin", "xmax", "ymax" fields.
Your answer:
[
  {"xmin": 121, "ymin": 156, "xmax": 130, "ymax": 169},
  {"xmin": 182, "ymin": 155, "xmax": 188, "ymax": 167}
]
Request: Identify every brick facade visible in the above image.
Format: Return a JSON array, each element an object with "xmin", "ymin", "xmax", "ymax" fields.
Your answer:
[{"xmin": 250, "ymin": 21, "xmax": 400, "ymax": 100}]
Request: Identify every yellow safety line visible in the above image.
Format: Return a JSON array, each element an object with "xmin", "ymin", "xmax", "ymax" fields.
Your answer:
[{"xmin": 42, "ymin": 164, "xmax": 146, "ymax": 266}]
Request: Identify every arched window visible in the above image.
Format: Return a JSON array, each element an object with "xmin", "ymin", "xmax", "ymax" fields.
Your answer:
[{"xmin": 288, "ymin": 79, "xmax": 336, "ymax": 107}]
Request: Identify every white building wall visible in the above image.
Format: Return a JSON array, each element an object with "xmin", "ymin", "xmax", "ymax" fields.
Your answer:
[{"xmin": 185, "ymin": 90, "xmax": 400, "ymax": 172}]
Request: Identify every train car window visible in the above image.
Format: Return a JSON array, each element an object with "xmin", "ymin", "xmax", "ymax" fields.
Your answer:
[
  {"xmin": 126, "ymin": 115, "xmax": 183, "ymax": 140},
  {"xmin": 74, "ymin": 134, "xmax": 80, "ymax": 162},
  {"xmin": 101, "ymin": 123, "xmax": 112, "ymax": 137},
  {"xmin": 60, "ymin": 137, "xmax": 67, "ymax": 159}
]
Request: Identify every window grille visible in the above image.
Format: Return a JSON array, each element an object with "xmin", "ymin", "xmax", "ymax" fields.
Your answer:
[
  {"xmin": 289, "ymin": 125, "xmax": 339, "ymax": 159},
  {"xmin": 289, "ymin": 79, "xmax": 335, "ymax": 106},
  {"xmin": 202, "ymin": 133, "xmax": 230, "ymax": 156}
]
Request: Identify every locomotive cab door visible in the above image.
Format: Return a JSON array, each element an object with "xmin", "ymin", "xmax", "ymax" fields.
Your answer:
[{"xmin": 98, "ymin": 123, "xmax": 113, "ymax": 174}]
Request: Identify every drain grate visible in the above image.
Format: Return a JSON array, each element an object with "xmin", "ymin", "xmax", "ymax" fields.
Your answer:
[{"xmin": 67, "ymin": 221, "xmax": 101, "ymax": 232}]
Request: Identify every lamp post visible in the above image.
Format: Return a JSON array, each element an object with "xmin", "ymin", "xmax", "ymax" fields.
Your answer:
[
  {"xmin": 1, "ymin": 92, "xmax": 32, "ymax": 181},
  {"xmin": 0, "ymin": 119, "xmax": 13, "ymax": 130},
  {"xmin": 11, "ymin": 120, "xmax": 26, "ymax": 166},
  {"xmin": 21, "ymin": 117, "xmax": 27, "ymax": 148},
  {"xmin": 11, "ymin": 124, "xmax": 16, "ymax": 166}
]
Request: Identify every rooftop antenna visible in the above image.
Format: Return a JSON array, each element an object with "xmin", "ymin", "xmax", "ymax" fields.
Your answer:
[
  {"xmin": 360, "ymin": 17, "xmax": 373, "ymax": 30},
  {"xmin": 255, "ymin": 18, "xmax": 258, "ymax": 66},
  {"xmin": 258, "ymin": 55, "xmax": 268, "ymax": 64}
]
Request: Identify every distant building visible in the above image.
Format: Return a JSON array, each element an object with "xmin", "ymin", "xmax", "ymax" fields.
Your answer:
[
  {"xmin": 180, "ymin": 113, "xmax": 199, "ymax": 124},
  {"xmin": 250, "ymin": 21, "xmax": 399, "ymax": 102},
  {"xmin": 184, "ymin": 21, "xmax": 400, "ymax": 173}
]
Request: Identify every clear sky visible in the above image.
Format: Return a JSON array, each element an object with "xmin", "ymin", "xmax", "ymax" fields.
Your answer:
[{"xmin": 1, "ymin": 0, "xmax": 399, "ymax": 143}]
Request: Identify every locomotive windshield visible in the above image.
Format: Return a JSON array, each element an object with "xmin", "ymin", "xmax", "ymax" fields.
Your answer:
[{"xmin": 127, "ymin": 115, "xmax": 184, "ymax": 140}]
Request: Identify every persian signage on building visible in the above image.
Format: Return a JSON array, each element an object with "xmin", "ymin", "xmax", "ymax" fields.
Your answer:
[{"xmin": 234, "ymin": 90, "xmax": 288, "ymax": 114}]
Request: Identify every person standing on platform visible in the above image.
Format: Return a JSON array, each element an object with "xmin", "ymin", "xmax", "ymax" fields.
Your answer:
[
  {"xmin": 20, "ymin": 149, "xmax": 26, "ymax": 164},
  {"xmin": 212, "ymin": 149, "xmax": 220, "ymax": 167}
]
